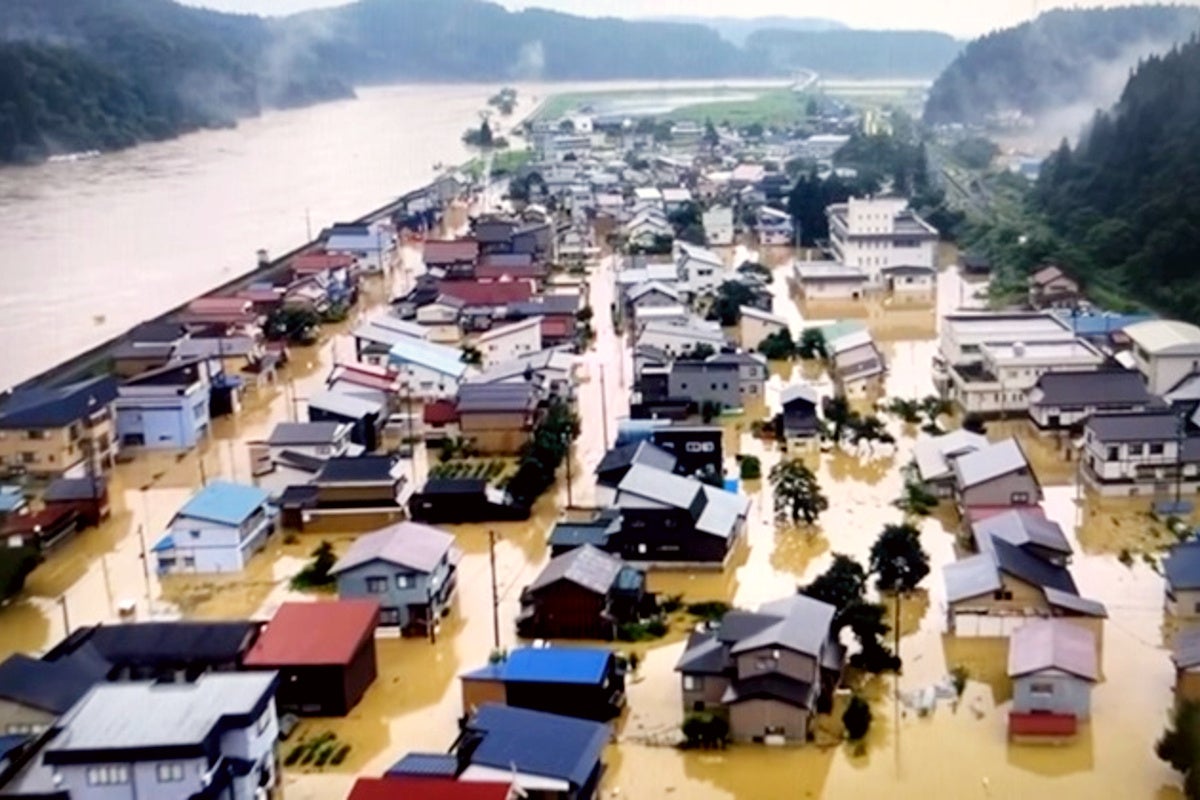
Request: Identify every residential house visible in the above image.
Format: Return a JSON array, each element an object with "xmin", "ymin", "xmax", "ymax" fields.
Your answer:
[
  {"xmin": 881, "ymin": 264, "xmax": 937, "ymax": 293},
  {"xmin": 971, "ymin": 507, "xmax": 1072, "ymax": 566},
  {"xmin": 1028, "ymin": 265, "xmax": 1080, "ymax": 309},
  {"xmin": 632, "ymin": 187, "xmax": 664, "ymax": 211},
  {"xmin": 41, "ymin": 620, "xmax": 260, "ymax": 682},
  {"xmin": 1173, "ymin": 626, "xmax": 1200, "ymax": 704},
  {"xmin": 287, "ymin": 252, "xmax": 355, "ymax": 282},
  {"xmin": 455, "ymin": 382, "xmax": 539, "ymax": 455},
  {"xmin": 466, "ymin": 348, "xmax": 575, "ymax": 400},
  {"xmin": 639, "ymin": 358, "xmax": 740, "ymax": 413},
  {"xmin": 1008, "ymin": 620, "xmax": 1098, "ymax": 742},
  {"xmin": 422, "ymin": 239, "xmax": 479, "ymax": 278},
  {"xmin": 615, "ymin": 259, "xmax": 680, "ymax": 303},
  {"xmin": 738, "ymin": 306, "xmax": 789, "ymax": 352},
  {"xmin": 325, "ymin": 222, "xmax": 393, "ymax": 273},
  {"xmin": 623, "ymin": 208, "xmax": 673, "ymax": 250},
  {"xmin": 388, "ymin": 338, "xmax": 475, "ymax": 400},
  {"xmin": 352, "ymin": 318, "xmax": 430, "ymax": 366},
  {"xmin": 111, "ymin": 322, "xmax": 190, "ymax": 379},
  {"xmin": 0, "ymin": 655, "xmax": 103, "ymax": 736},
  {"xmin": 793, "ymin": 262, "xmax": 869, "ymax": 300},
  {"xmin": 912, "ymin": 429, "xmax": 990, "ymax": 498},
  {"xmin": 517, "ymin": 545, "xmax": 648, "ymax": 640},
  {"xmin": 661, "ymin": 187, "xmax": 693, "ymax": 215},
  {"xmin": 755, "ymin": 206, "xmax": 793, "ymax": 246},
  {"xmin": 326, "ymin": 362, "xmax": 403, "ymax": 412},
  {"xmin": 829, "ymin": 330, "xmax": 886, "ymax": 398},
  {"xmin": 948, "ymin": 339, "xmax": 1105, "ymax": 416},
  {"xmin": 42, "ymin": 476, "xmax": 109, "ymax": 528},
  {"xmin": 1028, "ymin": 369, "xmax": 1158, "ymax": 431},
  {"xmin": 943, "ymin": 537, "xmax": 1105, "ymax": 635},
  {"xmin": 636, "ymin": 320, "xmax": 728, "ymax": 358},
  {"xmin": 1123, "ymin": 319, "xmax": 1200, "ymax": 395},
  {"xmin": 276, "ymin": 455, "xmax": 410, "ymax": 529},
  {"xmin": 631, "ymin": 305, "xmax": 690, "ymax": 329},
  {"xmin": 644, "ymin": 425, "xmax": 725, "ymax": 482},
  {"xmin": 151, "ymin": 481, "xmax": 276, "ymax": 575},
  {"xmin": 606, "ymin": 463, "xmax": 748, "ymax": 566},
  {"xmin": 626, "ymin": 281, "xmax": 683, "ymax": 315},
  {"xmin": 730, "ymin": 163, "xmax": 766, "ymax": 189},
  {"xmin": 675, "ymin": 595, "xmax": 843, "ymax": 743},
  {"xmin": 547, "ymin": 509, "xmax": 623, "ymax": 557},
  {"xmin": 707, "ymin": 352, "xmax": 768, "ymax": 399},
  {"xmin": 1164, "ymin": 540, "xmax": 1200, "ymax": 619},
  {"xmin": 408, "ymin": 478, "xmax": 529, "ymax": 524},
  {"xmin": 594, "ymin": 441, "xmax": 677, "ymax": 500},
  {"xmin": 476, "ymin": 318, "xmax": 542, "ymax": 369},
  {"xmin": 1, "ymin": 503, "xmax": 84, "ymax": 552},
  {"xmin": 507, "ymin": 295, "xmax": 580, "ymax": 349},
  {"xmin": 460, "ymin": 647, "xmax": 625, "ymax": 721},
  {"xmin": 675, "ymin": 242, "xmax": 725, "ymax": 297},
  {"xmin": 242, "ymin": 600, "xmax": 379, "ymax": 716},
  {"xmin": 703, "ymin": 206, "xmax": 735, "ymax": 246},
  {"xmin": 307, "ymin": 389, "xmax": 387, "ymax": 452},
  {"xmin": 393, "ymin": 705, "xmax": 608, "ymax": 800},
  {"xmin": 0, "ymin": 375, "xmax": 118, "ymax": 479},
  {"xmin": 780, "ymin": 384, "xmax": 821, "ymax": 453},
  {"xmin": 435, "ymin": 281, "xmax": 536, "ymax": 325},
  {"xmin": 475, "ymin": 254, "xmax": 547, "ymax": 284},
  {"xmin": 251, "ymin": 420, "xmax": 357, "ymax": 487},
  {"xmin": 1081, "ymin": 410, "xmax": 1200, "ymax": 497},
  {"xmin": 0, "ymin": 673, "xmax": 279, "ymax": 800},
  {"xmin": 332, "ymin": 522, "xmax": 460, "ymax": 635},
  {"xmin": 952, "ymin": 438, "xmax": 1042, "ymax": 510},
  {"xmin": 415, "ymin": 293, "xmax": 467, "ymax": 341},
  {"xmin": 826, "ymin": 196, "xmax": 939, "ymax": 287}
]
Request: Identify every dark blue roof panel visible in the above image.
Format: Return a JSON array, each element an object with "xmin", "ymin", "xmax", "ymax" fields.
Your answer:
[
  {"xmin": 468, "ymin": 704, "xmax": 608, "ymax": 788},
  {"xmin": 462, "ymin": 647, "xmax": 611, "ymax": 686}
]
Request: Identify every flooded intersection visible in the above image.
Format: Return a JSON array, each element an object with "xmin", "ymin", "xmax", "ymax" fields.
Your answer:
[{"xmin": 0, "ymin": 247, "xmax": 1188, "ymax": 799}]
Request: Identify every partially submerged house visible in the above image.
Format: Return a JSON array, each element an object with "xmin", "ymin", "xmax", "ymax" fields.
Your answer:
[
  {"xmin": 307, "ymin": 389, "xmax": 387, "ymax": 452},
  {"xmin": 792, "ymin": 262, "xmax": 869, "ymax": 300},
  {"xmin": 0, "ymin": 375, "xmax": 119, "ymax": 480},
  {"xmin": 1164, "ymin": 540, "xmax": 1200, "ymax": 619},
  {"xmin": 408, "ymin": 478, "xmax": 529, "ymax": 524},
  {"xmin": 1080, "ymin": 410, "xmax": 1200, "ymax": 497},
  {"xmin": 1173, "ymin": 626, "xmax": 1200, "ymax": 704},
  {"xmin": 277, "ymin": 456, "xmax": 410, "ymax": 530},
  {"xmin": 1028, "ymin": 265, "xmax": 1080, "ymax": 309},
  {"xmin": 912, "ymin": 429, "xmax": 989, "ymax": 498},
  {"xmin": 152, "ymin": 481, "xmax": 276, "ymax": 575},
  {"xmin": 952, "ymin": 438, "xmax": 1042, "ymax": 510},
  {"xmin": 460, "ymin": 646, "xmax": 624, "ymax": 721},
  {"xmin": 780, "ymin": 383, "xmax": 821, "ymax": 453},
  {"xmin": 1028, "ymin": 370, "xmax": 1158, "ymax": 431},
  {"xmin": 971, "ymin": 507, "xmax": 1072, "ymax": 566},
  {"xmin": 0, "ymin": 654, "xmax": 104, "ymax": 736},
  {"xmin": 828, "ymin": 329, "xmax": 886, "ymax": 398},
  {"xmin": 388, "ymin": 338, "xmax": 474, "ymax": 400},
  {"xmin": 114, "ymin": 359, "xmax": 212, "ymax": 450},
  {"xmin": 517, "ymin": 545, "xmax": 649, "ymax": 641},
  {"xmin": 675, "ymin": 594, "xmax": 844, "ymax": 743},
  {"xmin": 242, "ymin": 600, "xmax": 379, "ymax": 716},
  {"xmin": 1007, "ymin": 620, "xmax": 1098, "ymax": 743},
  {"xmin": 332, "ymin": 522, "xmax": 460, "ymax": 636},
  {"xmin": 455, "ymin": 382, "xmax": 539, "ymax": 455}
]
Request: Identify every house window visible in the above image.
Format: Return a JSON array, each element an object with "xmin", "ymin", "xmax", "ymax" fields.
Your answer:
[
  {"xmin": 256, "ymin": 708, "xmax": 271, "ymax": 735},
  {"xmin": 1011, "ymin": 491, "xmax": 1030, "ymax": 505},
  {"xmin": 25, "ymin": 430, "xmax": 46, "ymax": 440},
  {"xmin": 1194, "ymin": 601, "xmax": 1200, "ymax": 615},
  {"xmin": 1128, "ymin": 444, "xmax": 1144, "ymax": 456},
  {"xmin": 20, "ymin": 452, "xmax": 35, "ymax": 464},
  {"xmin": 87, "ymin": 766, "xmax": 130, "ymax": 786},
  {"xmin": 1106, "ymin": 447, "xmax": 1119, "ymax": 461},
  {"xmin": 395, "ymin": 574, "xmax": 415, "ymax": 589},
  {"xmin": 193, "ymin": 404, "xmax": 206, "ymax": 420},
  {"xmin": 182, "ymin": 557, "xmax": 196, "ymax": 569},
  {"xmin": 1029, "ymin": 682, "xmax": 1055, "ymax": 697},
  {"xmin": 993, "ymin": 589, "xmax": 1014, "ymax": 600},
  {"xmin": 755, "ymin": 656, "xmax": 778, "ymax": 671},
  {"xmin": 1151, "ymin": 443, "xmax": 1165, "ymax": 455},
  {"xmin": 157, "ymin": 763, "xmax": 185, "ymax": 783},
  {"xmin": 683, "ymin": 675, "xmax": 700, "ymax": 691},
  {"xmin": 366, "ymin": 577, "xmax": 388, "ymax": 594},
  {"xmin": 380, "ymin": 607, "xmax": 401, "ymax": 626}
]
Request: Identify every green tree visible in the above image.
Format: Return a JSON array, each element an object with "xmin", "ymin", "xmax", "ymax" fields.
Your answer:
[
  {"xmin": 801, "ymin": 553, "xmax": 868, "ymax": 613},
  {"xmin": 822, "ymin": 396, "xmax": 855, "ymax": 442},
  {"xmin": 887, "ymin": 398, "xmax": 923, "ymax": 424},
  {"xmin": 769, "ymin": 459, "xmax": 828, "ymax": 525},
  {"xmin": 797, "ymin": 327, "xmax": 827, "ymax": 359},
  {"xmin": 843, "ymin": 695, "xmax": 873, "ymax": 741},
  {"xmin": 849, "ymin": 414, "xmax": 895, "ymax": 449},
  {"xmin": 736, "ymin": 261, "xmax": 773, "ymax": 283},
  {"xmin": 893, "ymin": 480, "xmax": 939, "ymax": 517},
  {"xmin": 962, "ymin": 413, "xmax": 987, "ymax": 435},
  {"xmin": 739, "ymin": 455, "xmax": 762, "ymax": 480},
  {"xmin": 869, "ymin": 523, "xmax": 930, "ymax": 592},
  {"xmin": 682, "ymin": 712, "xmax": 730, "ymax": 749},
  {"xmin": 702, "ymin": 118, "xmax": 720, "ymax": 149},
  {"xmin": 291, "ymin": 541, "xmax": 337, "ymax": 589},
  {"xmin": 686, "ymin": 343, "xmax": 717, "ymax": 360},
  {"xmin": 460, "ymin": 344, "xmax": 483, "ymax": 365},
  {"xmin": 0, "ymin": 547, "xmax": 39, "ymax": 603},
  {"xmin": 1157, "ymin": 700, "xmax": 1200, "ymax": 798},
  {"xmin": 710, "ymin": 281, "xmax": 759, "ymax": 326},
  {"xmin": 758, "ymin": 329, "xmax": 796, "ymax": 360},
  {"xmin": 801, "ymin": 555, "xmax": 900, "ymax": 674}
]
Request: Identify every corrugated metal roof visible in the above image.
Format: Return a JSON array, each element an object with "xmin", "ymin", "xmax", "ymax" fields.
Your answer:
[
  {"xmin": 1008, "ymin": 619, "xmax": 1097, "ymax": 680},
  {"xmin": 972, "ymin": 509, "xmax": 1072, "ymax": 557},
  {"xmin": 176, "ymin": 481, "xmax": 268, "ymax": 527},
  {"xmin": 461, "ymin": 647, "xmax": 612, "ymax": 686},
  {"xmin": 331, "ymin": 522, "xmax": 455, "ymax": 575},
  {"xmin": 1165, "ymin": 541, "xmax": 1200, "ymax": 591},
  {"xmin": 389, "ymin": 338, "xmax": 471, "ymax": 380},
  {"xmin": 466, "ymin": 704, "xmax": 609, "ymax": 788},
  {"xmin": 952, "ymin": 438, "xmax": 1031, "ymax": 489},
  {"xmin": 1124, "ymin": 320, "xmax": 1200, "ymax": 355},
  {"xmin": 528, "ymin": 544, "xmax": 623, "ymax": 595},
  {"xmin": 243, "ymin": 600, "xmax": 379, "ymax": 666}
]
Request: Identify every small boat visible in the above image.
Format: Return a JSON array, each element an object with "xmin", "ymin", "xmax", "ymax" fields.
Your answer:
[{"xmin": 48, "ymin": 150, "xmax": 101, "ymax": 163}]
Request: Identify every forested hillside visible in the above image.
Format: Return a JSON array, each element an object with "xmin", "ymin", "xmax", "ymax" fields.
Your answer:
[
  {"xmin": 1033, "ymin": 34, "xmax": 1200, "ymax": 319},
  {"xmin": 924, "ymin": 6, "xmax": 1200, "ymax": 126},
  {"xmin": 746, "ymin": 29, "xmax": 961, "ymax": 78},
  {"xmin": 0, "ymin": 0, "xmax": 352, "ymax": 163}
]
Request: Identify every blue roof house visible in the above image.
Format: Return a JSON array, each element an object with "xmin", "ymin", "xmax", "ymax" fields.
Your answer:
[
  {"xmin": 1165, "ymin": 540, "xmax": 1200, "ymax": 620},
  {"xmin": 153, "ymin": 481, "xmax": 276, "ymax": 574},
  {"xmin": 114, "ymin": 359, "xmax": 212, "ymax": 451},
  {"xmin": 392, "ymin": 704, "xmax": 609, "ymax": 800},
  {"xmin": 324, "ymin": 222, "xmax": 393, "ymax": 273},
  {"xmin": 388, "ymin": 338, "xmax": 475, "ymax": 400},
  {"xmin": 460, "ymin": 646, "xmax": 625, "ymax": 721}
]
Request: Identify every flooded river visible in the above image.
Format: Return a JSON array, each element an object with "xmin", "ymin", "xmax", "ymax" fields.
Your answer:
[{"xmin": 0, "ymin": 236, "xmax": 1187, "ymax": 798}]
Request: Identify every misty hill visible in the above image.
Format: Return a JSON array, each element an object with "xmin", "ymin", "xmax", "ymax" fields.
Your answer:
[
  {"xmin": 0, "ymin": 0, "xmax": 352, "ymax": 162},
  {"xmin": 649, "ymin": 16, "xmax": 847, "ymax": 45},
  {"xmin": 923, "ymin": 5, "xmax": 1200, "ymax": 127},
  {"xmin": 1032, "ymin": 33, "xmax": 1200, "ymax": 319},
  {"xmin": 744, "ymin": 29, "xmax": 961, "ymax": 79}
]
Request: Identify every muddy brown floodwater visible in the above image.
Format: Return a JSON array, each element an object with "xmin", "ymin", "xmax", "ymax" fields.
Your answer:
[{"xmin": 0, "ymin": 244, "xmax": 1187, "ymax": 799}]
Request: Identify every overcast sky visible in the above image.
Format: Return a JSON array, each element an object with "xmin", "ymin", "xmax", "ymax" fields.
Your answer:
[{"xmin": 182, "ymin": 0, "xmax": 1196, "ymax": 37}]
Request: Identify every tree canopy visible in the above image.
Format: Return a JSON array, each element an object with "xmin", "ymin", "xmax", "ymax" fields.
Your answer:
[{"xmin": 769, "ymin": 459, "xmax": 828, "ymax": 525}]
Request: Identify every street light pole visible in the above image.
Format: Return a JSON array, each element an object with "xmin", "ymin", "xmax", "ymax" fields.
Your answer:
[{"xmin": 488, "ymin": 529, "xmax": 500, "ymax": 650}]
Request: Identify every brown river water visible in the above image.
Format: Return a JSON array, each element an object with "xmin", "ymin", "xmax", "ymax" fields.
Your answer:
[{"xmin": 0, "ymin": 168, "xmax": 1187, "ymax": 797}]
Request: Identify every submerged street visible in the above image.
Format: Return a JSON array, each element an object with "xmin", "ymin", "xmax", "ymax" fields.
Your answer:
[{"xmin": 0, "ymin": 237, "xmax": 1185, "ymax": 798}]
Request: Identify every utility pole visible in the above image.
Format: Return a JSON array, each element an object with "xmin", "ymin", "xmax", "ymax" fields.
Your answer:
[
  {"xmin": 488, "ymin": 529, "xmax": 500, "ymax": 650},
  {"xmin": 58, "ymin": 595, "xmax": 70, "ymax": 637},
  {"xmin": 564, "ymin": 432, "xmax": 574, "ymax": 509},
  {"xmin": 1176, "ymin": 409, "xmax": 1186, "ymax": 508},
  {"xmin": 598, "ymin": 363, "xmax": 610, "ymax": 449}
]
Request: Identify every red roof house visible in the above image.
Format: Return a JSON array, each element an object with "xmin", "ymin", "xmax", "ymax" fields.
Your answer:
[
  {"xmin": 291, "ymin": 252, "xmax": 356, "ymax": 276},
  {"xmin": 475, "ymin": 254, "xmax": 546, "ymax": 282},
  {"xmin": 347, "ymin": 778, "xmax": 512, "ymax": 800},
  {"xmin": 436, "ymin": 281, "xmax": 534, "ymax": 307},
  {"xmin": 423, "ymin": 239, "xmax": 480, "ymax": 269},
  {"xmin": 243, "ymin": 600, "xmax": 379, "ymax": 716}
]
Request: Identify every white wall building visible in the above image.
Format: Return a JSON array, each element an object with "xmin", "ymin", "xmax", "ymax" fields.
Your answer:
[
  {"xmin": 476, "ymin": 317, "xmax": 543, "ymax": 369},
  {"xmin": 826, "ymin": 197, "xmax": 938, "ymax": 286},
  {"xmin": 1124, "ymin": 320, "xmax": 1200, "ymax": 395},
  {"xmin": 636, "ymin": 319, "xmax": 727, "ymax": 358},
  {"xmin": 949, "ymin": 339, "xmax": 1105, "ymax": 415},
  {"xmin": 675, "ymin": 242, "xmax": 726, "ymax": 297},
  {"xmin": 703, "ymin": 205, "xmax": 735, "ymax": 246}
]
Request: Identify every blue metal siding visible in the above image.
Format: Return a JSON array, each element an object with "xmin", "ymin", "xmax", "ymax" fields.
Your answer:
[{"xmin": 1012, "ymin": 672, "xmax": 1092, "ymax": 720}]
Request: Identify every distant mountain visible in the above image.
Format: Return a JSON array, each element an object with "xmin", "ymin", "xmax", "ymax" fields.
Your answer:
[
  {"xmin": 923, "ymin": 5, "xmax": 1200, "ymax": 128},
  {"xmin": 1033, "ymin": 33, "xmax": 1200, "ymax": 320},
  {"xmin": 0, "ymin": 0, "xmax": 352, "ymax": 163},
  {"xmin": 744, "ymin": 29, "xmax": 961, "ymax": 79},
  {"xmin": 649, "ymin": 16, "xmax": 847, "ymax": 45}
]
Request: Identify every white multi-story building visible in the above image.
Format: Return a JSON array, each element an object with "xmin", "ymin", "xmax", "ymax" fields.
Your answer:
[
  {"xmin": 1082, "ymin": 410, "xmax": 1200, "ymax": 496},
  {"xmin": 1123, "ymin": 319, "xmax": 1200, "ymax": 395},
  {"xmin": 826, "ymin": 197, "xmax": 938, "ymax": 286},
  {"xmin": 475, "ymin": 317, "xmax": 543, "ymax": 369},
  {"xmin": 948, "ymin": 339, "xmax": 1105, "ymax": 415},
  {"xmin": 674, "ymin": 242, "xmax": 725, "ymax": 297}
]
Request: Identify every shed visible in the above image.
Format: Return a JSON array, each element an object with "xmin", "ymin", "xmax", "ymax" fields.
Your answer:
[
  {"xmin": 242, "ymin": 600, "xmax": 379, "ymax": 716},
  {"xmin": 460, "ymin": 647, "xmax": 625, "ymax": 721},
  {"xmin": 1008, "ymin": 620, "xmax": 1098, "ymax": 735}
]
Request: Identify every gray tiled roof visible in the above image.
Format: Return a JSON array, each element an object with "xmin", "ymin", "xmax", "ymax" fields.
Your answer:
[
  {"xmin": 952, "ymin": 438, "xmax": 1030, "ymax": 488},
  {"xmin": 595, "ymin": 440, "xmax": 677, "ymax": 477},
  {"xmin": 1165, "ymin": 541, "xmax": 1200, "ymax": 591},
  {"xmin": 616, "ymin": 463, "xmax": 703, "ymax": 512},
  {"xmin": 971, "ymin": 509, "xmax": 1072, "ymax": 557},
  {"xmin": 1008, "ymin": 619, "xmax": 1097, "ymax": 681},
  {"xmin": 268, "ymin": 421, "xmax": 344, "ymax": 447},
  {"xmin": 1086, "ymin": 410, "xmax": 1183, "ymax": 442},
  {"xmin": 1031, "ymin": 370, "xmax": 1154, "ymax": 408},
  {"xmin": 695, "ymin": 484, "xmax": 750, "ymax": 539},
  {"xmin": 331, "ymin": 522, "xmax": 455, "ymax": 575},
  {"xmin": 913, "ymin": 430, "xmax": 988, "ymax": 483},
  {"xmin": 528, "ymin": 544, "xmax": 623, "ymax": 595},
  {"xmin": 1174, "ymin": 626, "xmax": 1200, "ymax": 670},
  {"xmin": 943, "ymin": 554, "xmax": 1003, "ymax": 603},
  {"xmin": 729, "ymin": 595, "xmax": 837, "ymax": 658}
]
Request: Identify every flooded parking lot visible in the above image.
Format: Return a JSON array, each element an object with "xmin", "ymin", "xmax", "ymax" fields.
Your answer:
[{"xmin": 0, "ymin": 246, "xmax": 1188, "ymax": 799}]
